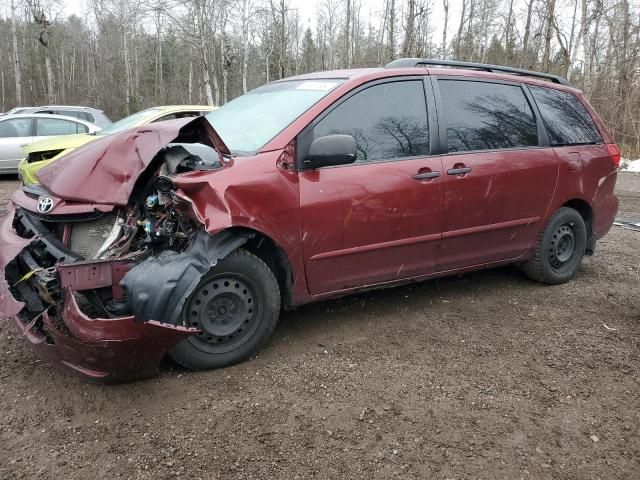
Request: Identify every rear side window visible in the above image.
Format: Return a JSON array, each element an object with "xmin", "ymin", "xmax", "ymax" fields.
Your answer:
[
  {"xmin": 36, "ymin": 117, "xmax": 82, "ymax": 136},
  {"xmin": 438, "ymin": 80, "xmax": 538, "ymax": 152},
  {"xmin": 53, "ymin": 110, "xmax": 79, "ymax": 119},
  {"xmin": 312, "ymin": 80, "xmax": 429, "ymax": 162},
  {"xmin": 530, "ymin": 86, "xmax": 602, "ymax": 146}
]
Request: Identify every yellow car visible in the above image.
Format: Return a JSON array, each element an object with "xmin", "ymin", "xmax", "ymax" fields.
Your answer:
[{"xmin": 19, "ymin": 105, "xmax": 216, "ymax": 185}]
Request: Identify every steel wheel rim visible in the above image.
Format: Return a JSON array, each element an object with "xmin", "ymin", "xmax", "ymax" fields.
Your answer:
[
  {"xmin": 184, "ymin": 273, "xmax": 263, "ymax": 354},
  {"xmin": 549, "ymin": 222, "xmax": 576, "ymax": 270}
]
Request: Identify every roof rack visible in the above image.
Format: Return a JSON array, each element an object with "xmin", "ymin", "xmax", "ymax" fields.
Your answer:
[{"xmin": 385, "ymin": 58, "xmax": 570, "ymax": 86}]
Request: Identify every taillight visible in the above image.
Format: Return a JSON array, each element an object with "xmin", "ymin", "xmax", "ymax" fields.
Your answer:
[{"xmin": 607, "ymin": 144, "xmax": 621, "ymax": 169}]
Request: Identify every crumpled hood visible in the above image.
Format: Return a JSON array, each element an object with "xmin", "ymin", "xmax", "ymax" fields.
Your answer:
[
  {"xmin": 36, "ymin": 116, "xmax": 229, "ymax": 206},
  {"xmin": 22, "ymin": 133, "xmax": 95, "ymax": 155}
]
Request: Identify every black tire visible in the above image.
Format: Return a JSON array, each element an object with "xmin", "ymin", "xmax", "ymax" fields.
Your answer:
[
  {"xmin": 169, "ymin": 249, "xmax": 280, "ymax": 370},
  {"xmin": 522, "ymin": 207, "xmax": 587, "ymax": 285}
]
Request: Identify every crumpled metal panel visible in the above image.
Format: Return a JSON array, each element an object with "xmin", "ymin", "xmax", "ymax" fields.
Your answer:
[
  {"xmin": 0, "ymin": 204, "xmax": 33, "ymax": 318},
  {"xmin": 36, "ymin": 116, "xmax": 229, "ymax": 206},
  {"xmin": 11, "ymin": 300, "xmax": 196, "ymax": 383}
]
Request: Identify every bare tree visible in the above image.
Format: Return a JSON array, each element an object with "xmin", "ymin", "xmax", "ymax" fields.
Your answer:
[
  {"xmin": 541, "ymin": 0, "xmax": 556, "ymax": 71},
  {"xmin": 344, "ymin": 0, "xmax": 351, "ymax": 68},
  {"xmin": 28, "ymin": 0, "xmax": 58, "ymax": 104},
  {"xmin": 240, "ymin": 0, "xmax": 253, "ymax": 93},
  {"xmin": 387, "ymin": 0, "xmax": 395, "ymax": 61},
  {"xmin": 10, "ymin": 0, "xmax": 22, "ymax": 105},
  {"xmin": 441, "ymin": 0, "xmax": 448, "ymax": 59}
]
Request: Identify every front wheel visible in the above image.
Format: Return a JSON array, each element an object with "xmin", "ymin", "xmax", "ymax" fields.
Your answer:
[
  {"xmin": 170, "ymin": 249, "xmax": 281, "ymax": 370},
  {"xmin": 522, "ymin": 207, "xmax": 587, "ymax": 285}
]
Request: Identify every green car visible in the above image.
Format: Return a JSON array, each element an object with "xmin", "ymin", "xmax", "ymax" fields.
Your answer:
[{"xmin": 19, "ymin": 105, "xmax": 216, "ymax": 185}]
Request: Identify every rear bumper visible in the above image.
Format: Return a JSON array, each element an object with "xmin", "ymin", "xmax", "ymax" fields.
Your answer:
[{"xmin": 1, "ymin": 204, "xmax": 196, "ymax": 383}]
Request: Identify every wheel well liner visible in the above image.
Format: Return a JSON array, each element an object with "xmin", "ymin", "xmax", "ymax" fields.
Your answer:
[
  {"xmin": 562, "ymin": 198, "xmax": 594, "ymax": 254},
  {"xmin": 121, "ymin": 229, "xmax": 253, "ymax": 324},
  {"xmin": 562, "ymin": 199, "xmax": 592, "ymax": 233},
  {"xmin": 228, "ymin": 227, "xmax": 294, "ymax": 309}
]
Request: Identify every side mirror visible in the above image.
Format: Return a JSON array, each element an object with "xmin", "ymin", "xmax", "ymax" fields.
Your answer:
[{"xmin": 305, "ymin": 134, "xmax": 357, "ymax": 169}]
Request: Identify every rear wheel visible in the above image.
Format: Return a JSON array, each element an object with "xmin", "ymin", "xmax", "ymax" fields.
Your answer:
[
  {"xmin": 170, "ymin": 249, "xmax": 280, "ymax": 370},
  {"xmin": 522, "ymin": 207, "xmax": 587, "ymax": 284}
]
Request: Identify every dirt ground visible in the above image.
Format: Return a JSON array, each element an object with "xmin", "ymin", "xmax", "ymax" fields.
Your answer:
[{"xmin": 0, "ymin": 173, "xmax": 638, "ymax": 480}]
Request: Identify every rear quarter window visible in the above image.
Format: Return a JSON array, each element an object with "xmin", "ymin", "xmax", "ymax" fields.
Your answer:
[
  {"xmin": 530, "ymin": 86, "xmax": 602, "ymax": 146},
  {"xmin": 78, "ymin": 111, "xmax": 95, "ymax": 123}
]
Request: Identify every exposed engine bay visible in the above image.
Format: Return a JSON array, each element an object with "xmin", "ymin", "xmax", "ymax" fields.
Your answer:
[
  {"xmin": 1, "ymin": 138, "xmax": 246, "ymax": 381},
  {"xmin": 0, "ymin": 115, "xmax": 274, "ymax": 381}
]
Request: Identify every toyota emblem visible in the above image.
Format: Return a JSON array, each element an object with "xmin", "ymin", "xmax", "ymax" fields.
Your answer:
[{"xmin": 37, "ymin": 197, "xmax": 54, "ymax": 214}]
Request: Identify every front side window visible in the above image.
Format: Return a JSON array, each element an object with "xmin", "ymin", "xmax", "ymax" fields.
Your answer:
[
  {"xmin": 36, "ymin": 118, "xmax": 80, "ymax": 136},
  {"xmin": 439, "ymin": 80, "xmax": 538, "ymax": 152},
  {"xmin": 206, "ymin": 79, "xmax": 344, "ymax": 154},
  {"xmin": 311, "ymin": 80, "xmax": 429, "ymax": 163},
  {"xmin": 0, "ymin": 118, "xmax": 32, "ymax": 138},
  {"xmin": 530, "ymin": 86, "xmax": 602, "ymax": 146}
]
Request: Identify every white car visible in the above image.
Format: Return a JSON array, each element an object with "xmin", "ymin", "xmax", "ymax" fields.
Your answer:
[{"xmin": 0, "ymin": 113, "xmax": 101, "ymax": 174}]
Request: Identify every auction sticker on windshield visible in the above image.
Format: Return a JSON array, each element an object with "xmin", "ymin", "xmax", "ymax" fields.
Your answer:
[{"xmin": 295, "ymin": 81, "xmax": 340, "ymax": 91}]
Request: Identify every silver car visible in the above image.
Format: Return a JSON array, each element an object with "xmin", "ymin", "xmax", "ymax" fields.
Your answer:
[
  {"xmin": 0, "ymin": 113, "xmax": 101, "ymax": 174},
  {"xmin": 2, "ymin": 106, "xmax": 112, "ymax": 128}
]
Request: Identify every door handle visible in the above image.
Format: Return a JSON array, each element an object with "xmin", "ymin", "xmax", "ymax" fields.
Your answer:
[
  {"xmin": 413, "ymin": 171, "xmax": 441, "ymax": 180},
  {"xmin": 447, "ymin": 167, "xmax": 472, "ymax": 175}
]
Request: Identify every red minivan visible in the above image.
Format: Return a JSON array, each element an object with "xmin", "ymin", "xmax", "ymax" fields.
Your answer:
[{"xmin": 0, "ymin": 59, "xmax": 619, "ymax": 382}]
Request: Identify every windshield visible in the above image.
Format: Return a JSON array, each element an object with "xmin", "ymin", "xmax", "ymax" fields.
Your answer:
[
  {"xmin": 206, "ymin": 79, "xmax": 344, "ymax": 154},
  {"xmin": 100, "ymin": 108, "xmax": 164, "ymax": 135}
]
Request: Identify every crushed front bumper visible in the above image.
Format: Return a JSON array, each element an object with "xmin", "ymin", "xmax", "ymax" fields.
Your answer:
[{"xmin": 0, "ymin": 205, "xmax": 196, "ymax": 383}]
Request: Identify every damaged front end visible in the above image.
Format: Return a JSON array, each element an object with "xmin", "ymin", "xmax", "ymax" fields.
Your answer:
[{"xmin": 0, "ymin": 117, "xmax": 244, "ymax": 382}]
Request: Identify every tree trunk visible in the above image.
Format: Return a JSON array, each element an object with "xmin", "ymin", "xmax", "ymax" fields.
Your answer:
[
  {"xmin": 388, "ymin": 0, "xmax": 395, "ymax": 61},
  {"xmin": 11, "ymin": 0, "xmax": 21, "ymax": 105},
  {"xmin": 155, "ymin": 8, "xmax": 163, "ymax": 100},
  {"xmin": 585, "ymin": 0, "xmax": 599, "ymax": 92},
  {"xmin": 241, "ymin": 0, "xmax": 249, "ymax": 93},
  {"xmin": 542, "ymin": 0, "xmax": 556, "ymax": 72},
  {"xmin": 465, "ymin": 0, "xmax": 475, "ymax": 60},
  {"xmin": 45, "ymin": 50, "xmax": 55, "ymax": 104},
  {"xmin": 280, "ymin": 0, "xmax": 286, "ymax": 78},
  {"xmin": 221, "ymin": 31, "xmax": 228, "ymax": 104},
  {"xmin": 520, "ymin": 0, "xmax": 534, "ymax": 68},
  {"xmin": 200, "ymin": 45, "xmax": 214, "ymax": 105},
  {"xmin": 442, "ymin": 0, "xmax": 449, "ymax": 59},
  {"xmin": 1, "ymin": 56, "xmax": 5, "ymax": 111},
  {"xmin": 566, "ymin": 0, "xmax": 581, "ymax": 81},
  {"xmin": 188, "ymin": 56, "xmax": 193, "ymax": 104},
  {"xmin": 455, "ymin": 0, "xmax": 466, "ymax": 58},
  {"xmin": 195, "ymin": 0, "xmax": 215, "ymax": 105},
  {"xmin": 402, "ymin": 0, "xmax": 416, "ymax": 57},
  {"xmin": 344, "ymin": 0, "xmax": 351, "ymax": 68},
  {"xmin": 505, "ymin": 0, "xmax": 513, "ymax": 50},
  {"xmin": 123, "ymin": 28, "xmax": 131, "ymax": 114},
  {"xmin": 60, "ymin": 49, "xmax": 66, "ymax": 102}
]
